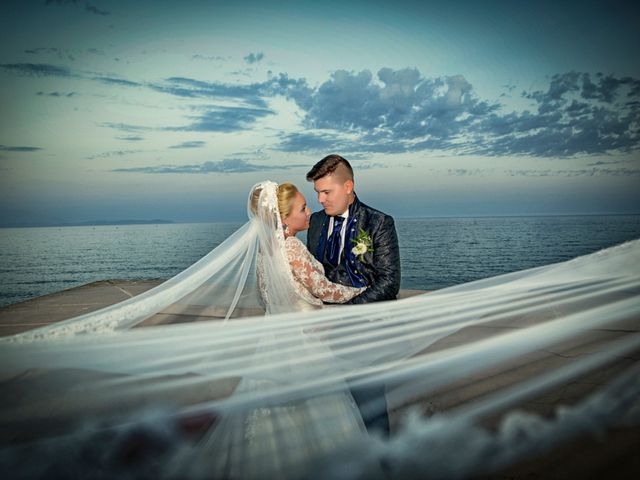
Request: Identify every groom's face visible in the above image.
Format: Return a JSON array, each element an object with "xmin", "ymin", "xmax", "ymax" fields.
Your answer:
[{"xmin": 313, "ymin": 174, "xmax": 353, "ymax": 216}]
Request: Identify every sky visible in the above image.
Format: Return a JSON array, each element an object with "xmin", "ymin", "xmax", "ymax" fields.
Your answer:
[{"xmin": 0, "ymin": 0, "xmax": 639, "ymax": 226}]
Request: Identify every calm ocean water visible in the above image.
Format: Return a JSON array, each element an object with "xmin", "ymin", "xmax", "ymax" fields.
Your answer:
[{"xmin": 1, "ymin": 215, "xmax": 639, "ymax": 307}]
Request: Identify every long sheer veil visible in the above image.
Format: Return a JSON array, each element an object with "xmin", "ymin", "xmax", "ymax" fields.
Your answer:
[
  {"xmin": 2, "ymin": 182, "xmax": 297, "ymax": 342},
  {"xmin": 0, "ymin": 181, "xmax": 639, "ymax": 478}
]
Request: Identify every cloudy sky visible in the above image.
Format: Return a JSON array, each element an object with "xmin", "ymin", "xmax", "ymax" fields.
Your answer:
[{"xmin": 1, "ymin": 0, "xmax": 639, "ymax": 226}]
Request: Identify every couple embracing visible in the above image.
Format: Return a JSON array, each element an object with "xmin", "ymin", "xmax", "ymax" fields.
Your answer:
[
  {"xmin": 255, "ymin": 153, "xmax": 400, "ymax": 314},
  {"xmin": 201, "ymin": 155, "xmax": 401, "ymax": 478}
]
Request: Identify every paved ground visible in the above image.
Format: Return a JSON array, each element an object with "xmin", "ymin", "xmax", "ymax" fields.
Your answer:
[
  {"xmin": 0, "ymin": 280, "xmax": 162, "ymax": 337},
  {"xmin": 1, "ymin": 280, "xmax": 638, "ymax": 478}
]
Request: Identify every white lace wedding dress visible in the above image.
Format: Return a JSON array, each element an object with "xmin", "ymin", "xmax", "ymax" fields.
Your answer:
[
  {"xmin": 270, "ymin": 235, "xmax": 365, "ymax": 309},
  {"xmin": 194, "ymin": 183, "xmax": 369, "ymax": 479}
]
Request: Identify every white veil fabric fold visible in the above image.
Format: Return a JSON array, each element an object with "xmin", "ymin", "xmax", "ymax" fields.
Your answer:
[{"xmin": 0, "ymin": 183, "xmax": 639, "ymax": 478}]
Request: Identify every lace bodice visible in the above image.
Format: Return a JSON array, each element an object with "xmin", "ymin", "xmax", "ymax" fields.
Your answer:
[
  {"xmin": 284, "ymin": 236, "xmax": 365, "ymax": 306},
  {"xmin": 256, "ymin": 233, "xmax": 365, "ymax": 312}
]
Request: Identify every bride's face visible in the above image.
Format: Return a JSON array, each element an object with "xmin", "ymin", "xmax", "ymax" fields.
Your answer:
[{"xmin": 283, "ymin": 191, "xmax": 311, "ymax": 235}]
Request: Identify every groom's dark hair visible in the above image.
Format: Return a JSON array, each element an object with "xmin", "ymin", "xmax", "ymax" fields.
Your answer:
[{"xmin": 306, "ymin": 154, "xmax": 354, "ymax": 182}]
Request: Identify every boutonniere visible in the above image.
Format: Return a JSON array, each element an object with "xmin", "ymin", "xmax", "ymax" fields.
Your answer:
[{"xmin": 351, "ymin": 227, "xmax": 374, "ymax": 261}]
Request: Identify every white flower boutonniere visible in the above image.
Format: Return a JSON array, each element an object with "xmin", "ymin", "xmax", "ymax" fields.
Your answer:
[{"xmin": 351, "ymin": 227, "xmax": 374, "ymax": 261}]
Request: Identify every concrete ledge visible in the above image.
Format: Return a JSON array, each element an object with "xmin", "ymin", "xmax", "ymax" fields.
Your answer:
[
  {"xmin": 0, "ymin": 280, "xmax": 162, "ymax": 337},
  {"xmin": 0, "ymin": 280, "xmax": 428, "ymax": 336}
]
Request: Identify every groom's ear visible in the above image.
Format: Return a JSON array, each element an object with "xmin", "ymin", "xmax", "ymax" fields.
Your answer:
[{"xmin": 345, "ymin": 179, "xmax": 354, "ymax": 195}]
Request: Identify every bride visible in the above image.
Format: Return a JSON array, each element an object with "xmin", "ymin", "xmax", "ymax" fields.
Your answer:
[{"xmin": 191, "ymin": 181, "xmax": 371, "ymax": 479}]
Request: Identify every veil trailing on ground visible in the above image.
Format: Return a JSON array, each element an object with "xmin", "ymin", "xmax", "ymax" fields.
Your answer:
[{"xmin": 0, "ymin": 181, "xmax": 639, "ymax": 479}]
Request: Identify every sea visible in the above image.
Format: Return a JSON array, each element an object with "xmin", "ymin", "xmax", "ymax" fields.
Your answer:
[{"xmin": 1, "ymin": 215, "xmax": 640, "ymax": 308}]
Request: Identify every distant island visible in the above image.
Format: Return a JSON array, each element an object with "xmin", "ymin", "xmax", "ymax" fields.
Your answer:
[
  {"xmin": 69, "ymin": 219, "xmax": 175, "ymax": 226},
  {"xmin": 0, "ymin": 219, "xmax": 175, "ymax": 228}
]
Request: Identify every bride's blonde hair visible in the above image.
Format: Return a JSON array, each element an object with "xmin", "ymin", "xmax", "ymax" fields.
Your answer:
[{"xmin": 276, "ymin": 182, "xmax": 298, "ymax": 219}]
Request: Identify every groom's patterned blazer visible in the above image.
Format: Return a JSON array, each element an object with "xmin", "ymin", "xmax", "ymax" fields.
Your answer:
[{"xmin": 307, "ymin": 195, "xmax": 401, "ymax": 304}]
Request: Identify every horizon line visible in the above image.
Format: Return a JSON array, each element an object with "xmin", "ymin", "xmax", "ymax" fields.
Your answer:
[{"xmin": 2, "ymin": 211, "xmax": 640, "ymax": 228}]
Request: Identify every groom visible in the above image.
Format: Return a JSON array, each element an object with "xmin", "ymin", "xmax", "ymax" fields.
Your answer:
[{"xmin": 306, "ymin": 154, "xmax": 401, "ymax": 436}]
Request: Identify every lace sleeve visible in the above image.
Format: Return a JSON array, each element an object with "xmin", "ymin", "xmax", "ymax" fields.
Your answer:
[{"xmin": 286, "ymin": 237, "xmax": 365, "ymax": 304}]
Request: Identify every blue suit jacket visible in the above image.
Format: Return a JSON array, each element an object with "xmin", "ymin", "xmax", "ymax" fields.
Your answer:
[{"xmin": 306, "ymin": 196, "xmax": 401, "ymax": 304}]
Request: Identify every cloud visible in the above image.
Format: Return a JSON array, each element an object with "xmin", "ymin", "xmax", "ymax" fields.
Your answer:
[
  {"xmin": 114, "ymin": 158, "xmax": 307, "ymax": 174},
  {"xmin": 244, "ymin": 52, "xmax": 265, "ymax": 64},
  {"xmin": 276, "ymin": 69, "xmax": 486, "ymax": 154},
  {"xmin": 1, "ymin": 63, "xmax": 310, "ymax": 134},
  {"xmin": 150, "ymin": 73, "xmax": 312, "ymax": 109},
  {"xmin": 503, "ymin": 168, "xmax": 640, "ymax": 177},
  {"xmin": 101, "ymin": 122, "xmax": 151, "ymax": 133},
  {"xmin": 103, "ymin": 105, "xmax": 275, "ymax": 135},
  {"xmin": 277, "ymin": 132, "xmax": 345, "ymax": 153},
  {"xmin": 86, "ymin": 150, "xmax": 142, "ymax": 160},
  {"xmin": 36, "ymin": 91, "xmax": 77, "ymax": 97},
  {"xmin": 579, "ymin": 72, "xmax": 639, "ymax": 103},
  {"xmin": 170, "ymin": 106, "xmax": 274, "ymax": 132},
  {"xmin": 593, "ymin": 168, "xmax": 640, "ymax": 176},
  {"xmin": 229, "ymin": 69, "xmax": 253, "ymax": 78},
  {"xmin": 298, "ymin": 68, "xmax": 495, "ymax": 135},
  {"xmin": 353, "ymin": 162, "xmax": 386, "ymax": 170},
  {"xmin": 85, "ymin": 3, "xmax": 109, "ymax": 15},
  {"xmin": 275, "ymin": 131, "xmax": 402, "ymax": 157},
  {"xmin": 25, "ymin": 48, "xmax": 56, "ymax": 54},
  {"xmin": 0, "ymin": 63, "xmax": 76, "ymax": 77},
  {"xmin": 116, "ymin": 135, "xmax": 144, "ymax": 141},
  {"xmin": 263, "ymin": 72, "xmax": 313, "ymax": 108},
  {"xmin": 436, "ymin": 166, "xmax": 640, "ymax": 177},
  {"xmin": 585, "ymin": 160, "xmax": 622, "ymax": 167},
  {"xmin": 2, "ymin": 63, "xmax": 142, "ymax": 90},
  {"xmin": 150, "ymin": 76, "xmax": 270, "ymax": 108},
  {"xmin": 139, "ymin": 73, "xmax": 311, "ymax": 133},
  {"xmin": 0, "ymin": 145, "xmax": 42, "ymax": 152},
  {"xmin": 169, "ymin": 141, "xmax": 206, "ymax": 149},
  {"xmin": 24, "ymin": 47, "xmax": 74, "ymax": 61},
  {"xmin": 7, "ymin": 59, "xmax": 635, "ymax": 158},
  {"xmin": 45, "ymin": 0, "xmax": 110, "ymax": 16},
  {"xmin": 275, "ymin": 68, "xmax": 640, "ymax": 158},
  {"xmin": 24, "ymin": 47, "xmax": 103, "ymax": 62},
  {"xmin": 446, "ymin": 168, "xmax": 491, "ymax": 177},
  {"xmin": 277, "ymin": 68, "xmax": 499, "ymax": 155},
  {"xmin": 94, "ymin": 76, "xmax": 142, "ymax": 88},
  {"xmin": 192, "ymin": 54, "xmax": 227, "ymax": 61},
  {"xmin": 478, "ymin": 71, "xmax": 640, "ymax": 156}
]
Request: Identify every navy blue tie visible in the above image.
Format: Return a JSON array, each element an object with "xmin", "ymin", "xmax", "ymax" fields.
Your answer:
[{"xmin": 326, "ymin": 216, "xmax": 344, "ymax": 266}]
